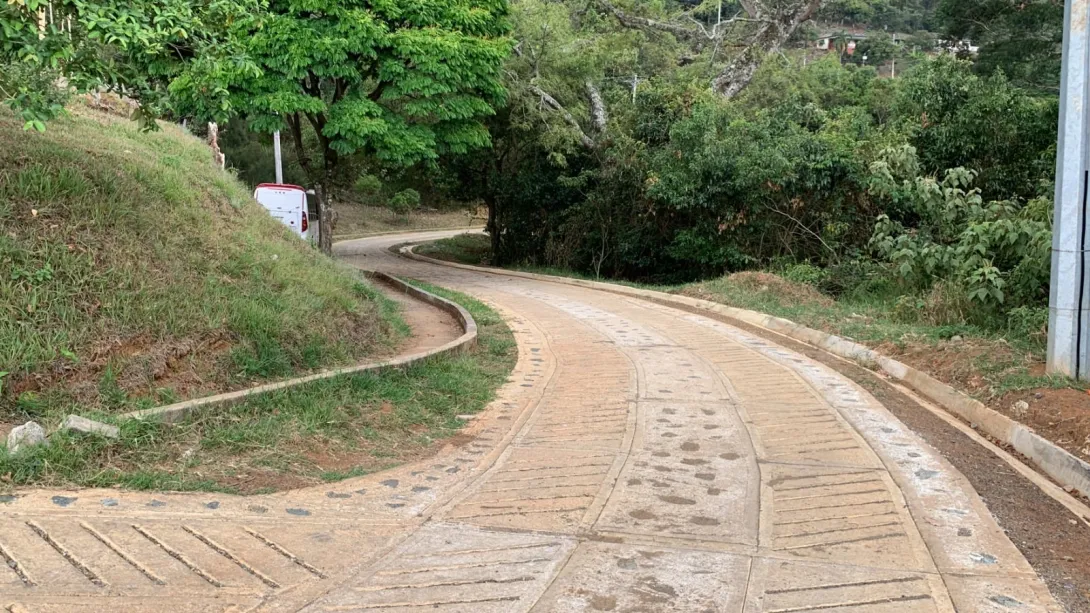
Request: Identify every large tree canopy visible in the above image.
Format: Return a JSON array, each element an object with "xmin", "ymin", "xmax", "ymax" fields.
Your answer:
[{"xmin": 201, "ymin": 0, "xmax": 512, "ymax": 173}]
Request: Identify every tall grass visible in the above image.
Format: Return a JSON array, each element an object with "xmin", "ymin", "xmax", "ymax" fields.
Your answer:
[{"xmin": 0, "ymin": 104, "xmax": 404, "ymax": 420}]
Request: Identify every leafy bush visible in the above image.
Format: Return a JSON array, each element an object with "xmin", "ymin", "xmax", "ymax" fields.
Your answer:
[
  {"xmin": 782, "ymin": 263, "xmax": 828, "ymax": 287},
  {"xmin": 354, "ymin": 174, "xmax": 382, "ymax": 196},
  {"xmin": 896, "ymin": 56, "xmax": 1057, "ymax": 201},
  {"xmin": 869, "ymin": 147, "xmax": 1051, "ymax": 317},
  {"xmin": 388, "ymin": 188, "xmax": 421, "ymax": 216}
]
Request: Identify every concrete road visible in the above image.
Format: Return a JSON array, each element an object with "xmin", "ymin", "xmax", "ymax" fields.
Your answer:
[{"xmin": 0, "ymin": 230, "xmax": 1062, "ymax": 612}]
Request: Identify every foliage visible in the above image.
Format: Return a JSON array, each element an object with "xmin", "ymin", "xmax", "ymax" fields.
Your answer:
[
  {"xmin": 819, "ymin": 0, "xmax": 937, "ymax": 31},
  {"xmin": 869, "ymin": 147, "xmax": 1051, "ymax": 314},
  {"xmin": 388, "ymin": 188, "xmax": 421, "ymax": 216},
  {"xmin": 850, "ymin": 32, "xmax": 898, "ymax": 66},
  {"xmin": 1, "ymin": 0, "xmax": 259, "ymax": 129},
  {"xmin": 209, "ymin": 0, "xmax": 512, "ymax": 180},
  {"xmin": 354, "ymin": 174, "xmax": 383, "ymax": 197},
  {"xmin": 937, "ymin": 0, "xmax": 1063, "ymax": 93},
  {"xmin": 895, "ymin": 56, "xmax": 1057, "ymax": 201}
]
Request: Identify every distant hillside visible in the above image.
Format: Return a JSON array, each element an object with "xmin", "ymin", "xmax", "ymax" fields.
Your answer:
[{"xmin": 0, "ymin": 103, "xmax": 404, "ymax": 423}]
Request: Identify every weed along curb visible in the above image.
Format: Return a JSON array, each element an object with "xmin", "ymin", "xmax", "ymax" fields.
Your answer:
[
  {"xmin": 402, "ymin": 243, "xmax": 1090, "ymax": 502},
  {"xmin": 120, "ymin": 273, "xmax": 477, "ymax": 424}
]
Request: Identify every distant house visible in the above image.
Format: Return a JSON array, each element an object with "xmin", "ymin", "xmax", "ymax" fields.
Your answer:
[
  {"xmin": 938, "ymin": 40, "xmax": 980, "ymax": 55},
  {"xmin": 814, "ymin": 29, "xmax": 975, "ymax": 58},
  {"xmin": 815, "ymin": 31, "xmax": 869, "ymax": 55}
]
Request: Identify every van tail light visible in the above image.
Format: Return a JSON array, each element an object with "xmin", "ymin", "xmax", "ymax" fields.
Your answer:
[{"xmin": 301, "ymin": 211, "xmax": 309, "ymax": 233}]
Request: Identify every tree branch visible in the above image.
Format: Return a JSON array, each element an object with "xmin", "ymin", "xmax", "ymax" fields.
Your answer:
[
  {"xmin": 711, "ymin": 0, "xmax": 823, "ymax": 99},
  {"xmin": 585, "ymin": 81, "xmax": 607, "ymax": 134},
  {"xmin": 529, "ymin": 84, "xmax": 596, "ymax": 149},
  {"xmin": 594, "ymin": 0, "xmax": 706, "ymax": 44}
]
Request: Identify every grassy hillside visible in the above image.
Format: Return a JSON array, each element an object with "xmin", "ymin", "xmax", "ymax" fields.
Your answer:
[{"xmin": 0, "ymin": 104, "xmax": 404, "ymax": 426}]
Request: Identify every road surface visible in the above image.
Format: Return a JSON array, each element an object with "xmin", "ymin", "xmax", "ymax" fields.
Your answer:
[{"xmin": 0, "ymin": 230, "xmax": 1062, "ymax": 612}]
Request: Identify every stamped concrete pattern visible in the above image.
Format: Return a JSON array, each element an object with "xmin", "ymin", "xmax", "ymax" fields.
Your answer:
[{"xmin": 0, "ymin": 229, "xmax": 1063, "ymax": 612}]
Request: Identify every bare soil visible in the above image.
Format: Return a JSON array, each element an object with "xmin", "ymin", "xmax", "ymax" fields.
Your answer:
[
  {"xmin": 879, "ymin": 339, "xmax": 1090, "ymax": 465},
  {"xmin": 372, "ymin": 282, "xmax": 462, "ymax": 357}
]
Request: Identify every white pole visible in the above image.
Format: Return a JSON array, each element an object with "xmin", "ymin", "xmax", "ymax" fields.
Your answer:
[
  {"xmin": 1048, "ymin": 0, "xmax": 1090, "ymax": 379},
  {"xmin": 273, "ymin": 130, "xmax": 284, "ymax": 184},
  {"xmin": 891, "ymin": 58, "xmax": 895, "ymax": 79}
]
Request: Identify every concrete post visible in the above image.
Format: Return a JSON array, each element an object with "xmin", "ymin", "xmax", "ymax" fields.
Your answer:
[
  {"xmin": 273, "ymin": 130, "xmax": 284, "ymax": 184},
  {"xmin": 1048, "ymin": 0, "xmax": 1090, "ymax": 379}
]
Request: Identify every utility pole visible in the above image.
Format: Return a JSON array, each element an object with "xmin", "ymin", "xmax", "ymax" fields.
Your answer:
[
  {"xmin": 631, "ymin": 74, "xmax": 638, "ymax": 104},
  {"xmin": 273, "ymin": 130, "xmax": 284, "ymax": 184},
  {"xmin": 1048, "ymin": 0, "xmax": 1090, "ymax": 379}
]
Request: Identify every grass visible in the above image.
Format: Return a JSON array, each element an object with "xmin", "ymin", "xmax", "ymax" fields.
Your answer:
[
  {"xmin": 333, "ymin": 203, "xmax": 484, "ymax": 240},
  {"xmin": 414, "ymin": 233, "xmax": 493, "ymax": 266},
  {"xmin": 0, "ymin": 281, "xmax": 516, "ymax": 493},
  {"xmin": 0, "ymin": 102, "xmax": 406, "ymax": 427}
]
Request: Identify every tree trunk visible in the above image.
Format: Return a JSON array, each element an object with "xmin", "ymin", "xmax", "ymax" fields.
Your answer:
[
  {"xmin": 207, "ymin": 122, "xmax": 225, "ymax": 168},
  {"xmin": 315, "ymin": 182, "xmax": 333, "ymax": 256},
  {"xmin": 485, "ymin": 194, "xmax": 502, "ymax": 266}
]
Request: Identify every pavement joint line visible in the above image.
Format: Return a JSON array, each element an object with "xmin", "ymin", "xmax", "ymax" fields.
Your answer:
[
  {"xmin": 25, "ymin": 521, "xmax": 107, "ymax": 588},
  {"xmin": 776, "ymin": 499, "xmax": 894, "ymax": 514},
  {"xmin": 325, "ymin": 595, "xmax": 522, "ymax": 610},
  {"xmin": 397, "ymin": 541, "xmax": 562, "ymax": 560},
  {"xmin": 374, "ymin": 558, "xmax": 555, "ymax": 576},
  {"xmin": 352, "ymin": 575, "xmax": 537, "ymax": 592},
  {"xmin": 774, "ymin": 487, "xmax": 890, "ymax": 503},
  {"xmin": 131, "ymin": 524, "xmax": 224, "ymax": 588},
  {"xmin": 80, "ymin": 521, "xmax": 166, "ymax": 585},
  {"xmin": 447, "ymin": 506, "xmax": 590, "ymax": 520},
  {"xmin": 0, "ymin": 540, "xmax": 33, "ymax": 586},
  {"xmin": 775, "ymin": 521, "xmax": 905, "ymax": 540},
  {"xmin": 764, "ymin": 593, "xmax": 933, "ymax": 613},
  {"xmin": 243, "ymin": 527, "xmax": 327, "ymax": 578},
  {"xmin": 774, "ymin": 477, "xmax": 885, "ymax": 491},
  {"xmin": 772, "ymin": 510, "xmax": 900, "ymax": 527},
  {"xmin": 764, "ymin": 575, "xmax": 924, "ymax": 594},
  {"xmin": 181, "ymin": 525, "xmax": 281, "ymax": 589}
]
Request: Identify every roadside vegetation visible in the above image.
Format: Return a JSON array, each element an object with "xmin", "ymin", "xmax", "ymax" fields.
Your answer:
[
  {"xmin": 0, "ymin": 282, "xmax": 515, "ymax": 493},
  {"xmin": 0, "ymin": 103, "xmax": 408, "ymax": 441}
]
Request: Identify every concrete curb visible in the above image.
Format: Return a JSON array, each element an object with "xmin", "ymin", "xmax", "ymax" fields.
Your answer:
[
  {"xmin": 121, "ymin": 273, "xmax": 478, "ymax": 424},
  {"xmin": 402, "ymin": 245, "xmax": 1090, "ymax": 500}
]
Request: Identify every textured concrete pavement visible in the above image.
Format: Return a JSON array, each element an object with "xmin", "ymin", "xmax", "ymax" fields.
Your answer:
[{"xmin": 0, "ymin": 230, "xmax": 1064, "ymax": 612}]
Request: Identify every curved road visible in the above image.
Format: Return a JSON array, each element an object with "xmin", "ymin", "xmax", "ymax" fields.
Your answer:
[{"xmin": 0, "ymin": 230, "xmax": 1062, "ymax": 612}]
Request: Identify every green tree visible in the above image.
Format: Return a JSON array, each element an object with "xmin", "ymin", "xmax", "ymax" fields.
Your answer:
[
  {"xmin": 1, "ymin": 0, "xmax": 258, "ymax": 130},
  {"xmin": 937, "ymin": 0, "xmax": 1062, "ymax": 92},
  {"xmin": 853, "ymin": 32, "xmax": 898, "ymax": 66},
  {"xmin": 197, "ymin": 0, "xmax": 511, "ymax": 254}
]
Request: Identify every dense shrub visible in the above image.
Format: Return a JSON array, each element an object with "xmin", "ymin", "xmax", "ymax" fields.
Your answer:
[
  {"xmin": 468, "ymin": 55, "xmax": 1058, "ymax": 327},
  {"xmin": 869, "ymin": 147, "xmax": 1051, "ymax": 318}
]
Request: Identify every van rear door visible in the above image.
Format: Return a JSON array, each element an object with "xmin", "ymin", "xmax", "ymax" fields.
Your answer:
[{"xmin": 253, "ymin": 184, "xmax": 307, "ymax": 238}]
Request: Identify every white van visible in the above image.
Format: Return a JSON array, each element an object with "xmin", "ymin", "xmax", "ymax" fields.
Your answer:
[{"xmin": 253, "ymin": 183, "xmax": 309, "ymax": 239}]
